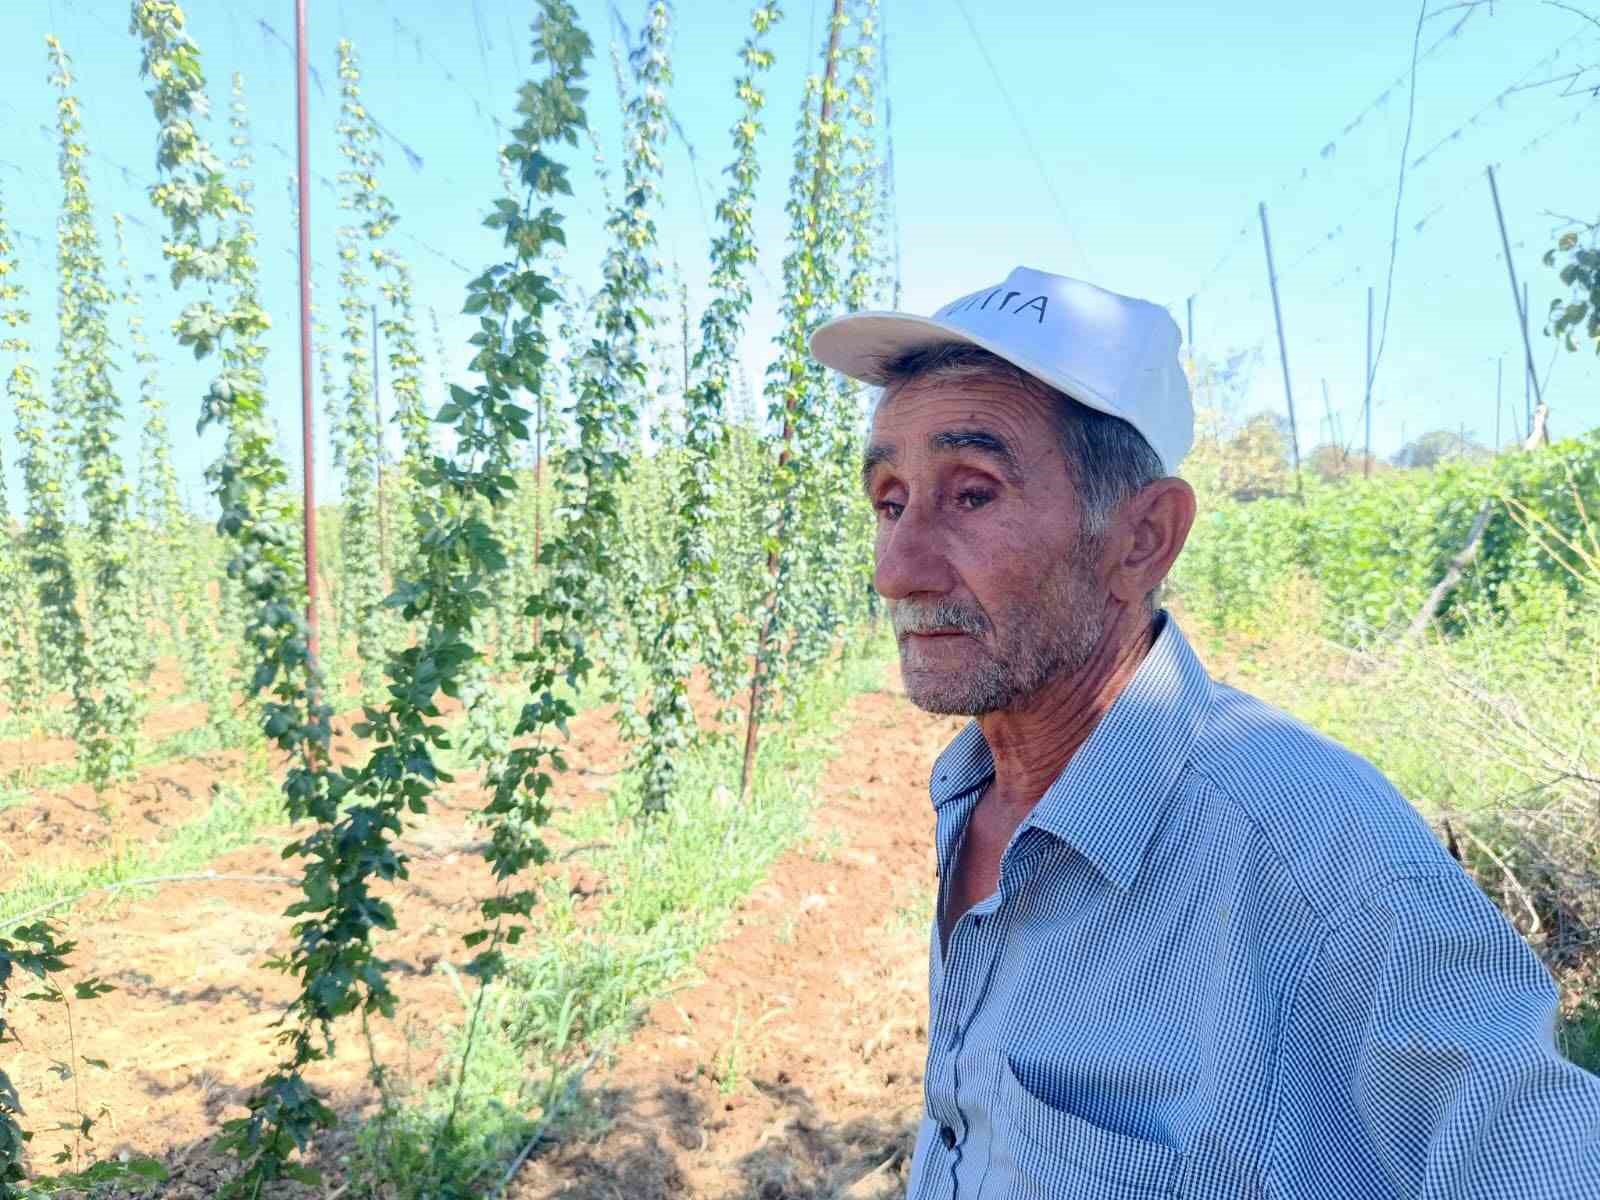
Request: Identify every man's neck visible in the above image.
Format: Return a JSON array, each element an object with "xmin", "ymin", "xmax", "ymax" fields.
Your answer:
[{"xmin": 976, "ymin": 608, "xmax": 1158, "ymax": 825}]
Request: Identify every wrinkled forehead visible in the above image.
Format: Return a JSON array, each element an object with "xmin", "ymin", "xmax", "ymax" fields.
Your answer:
[{"xmin": 867, "ymin": 366, "xmax": 1060, "ymax": 445}]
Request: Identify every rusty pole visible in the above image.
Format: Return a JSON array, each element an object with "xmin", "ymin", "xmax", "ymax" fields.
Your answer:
[{"xmin": 296, "ymin": 0, "xmax": 320, "ymax": 668}]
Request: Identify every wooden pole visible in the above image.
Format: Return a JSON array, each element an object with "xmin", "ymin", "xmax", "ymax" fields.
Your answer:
[
  {"xmin": 1364, "ymin": 285, "xmax": 1373, "ymax": 479},
  {"xmin": 531, "ymin": 390, "xmax": 544, "ymax": 649},
  {"xmin": 1258, "ymin": 201, "xmax": 1303, "ymax": 501},
  {"xmin": 295, "ymin": 0, "xmax": 319, "ymax": 670},
  {"xmin": 680, "ymin": 278, "xmax": 691, "ymax": 396},
  {"xmin": 1186, "ymin": 294, "xmax": 1194, "ymax": 357},
  {"xmin": 1486, "ymin": 165, "xmax": 1544, "ymax": 429}
]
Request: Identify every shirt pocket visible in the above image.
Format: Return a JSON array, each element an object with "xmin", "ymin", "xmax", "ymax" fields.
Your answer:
[{"xmin": 984, "ymin": 1056, "xmax": 1184, "ymax": 1200}]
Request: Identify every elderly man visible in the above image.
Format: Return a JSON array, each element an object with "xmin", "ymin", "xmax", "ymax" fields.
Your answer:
[{"xmin": 809, "ymin": 266, "xmax": 1600, "ymax": 1199}]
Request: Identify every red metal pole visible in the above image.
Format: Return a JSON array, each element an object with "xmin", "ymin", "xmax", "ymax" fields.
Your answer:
[{"xmin": 296, "ymin": 0, "xmax": 320, "ymax": 669}]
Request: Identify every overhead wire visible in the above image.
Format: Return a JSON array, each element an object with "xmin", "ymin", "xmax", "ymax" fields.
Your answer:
[
  {"xmin": 1296, "ymin": 89, "xmax": 1600, "ymax": 306},
  {"xmin": 1368, "ymin": 0, "xmax": 1429, "ymax": 395},
  {"xmin": 1274, "ymin": 21, "xmax": 1597, "ymax": 281},
  {"xmin": 1192, "ymin": 23, "xmax": 1600, "ymax": 326},
  {"xmin": 387, "ymin": 14, "xmax": 505, "ymax": 135},
  {"xmin": 948, "ymin": 0, "xmax": 1095, "ymax": 276},
  {"xmin": 1189, "ymin": 3, "xmax": 1486, "ymax": 298}
]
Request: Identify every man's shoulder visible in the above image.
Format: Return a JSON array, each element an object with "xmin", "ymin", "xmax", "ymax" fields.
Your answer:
[{"xmin": 1184, "ymin": 678, "xmax": 1459, "ymax": 930}]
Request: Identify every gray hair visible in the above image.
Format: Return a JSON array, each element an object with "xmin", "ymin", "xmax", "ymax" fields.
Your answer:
[{"xmin": 876, "ymin": 343, "xmax": 1165, "ymax": 540}]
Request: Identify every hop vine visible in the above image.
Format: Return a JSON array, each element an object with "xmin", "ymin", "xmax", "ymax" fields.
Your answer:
[
  {"xmin": 0, "ymin": 194, "xmax": 44, "ymax": 727},
  {"xmin": 333, "ymin": 39, "xmax": 389, "ymax": 700},
  {"xmin": 132, "ymin": 2, "xmax": 335, "ymax": 1185},
  {"xmin": 639, "ymin": 2, "xmax": 783, "ymax": 812},
  {"xmin": 49, "ymin": 36, "xmax": 148, "ymax": 790},
  {"xmin": 740, "ymin": 0, "xmax": 851, "ymax": 799},
  {"xmin": 575, "ymin": 1, "xmax": 674, "ymax": 754}
]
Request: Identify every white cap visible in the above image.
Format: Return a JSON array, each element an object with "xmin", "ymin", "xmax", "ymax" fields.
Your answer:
[{"xmin": 809, "ymin": 266, "xmax": 1193, "ymax": 474}]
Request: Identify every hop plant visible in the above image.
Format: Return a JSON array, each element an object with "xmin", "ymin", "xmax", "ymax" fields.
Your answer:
[
  {"xmin": 111, "ymin": 212, "xmax": 235, "ymax": 737},
  {"xmin": 639, "ymin": 2, "xmax": 783, "ymax": 812},
  {"xmin": 741, "ymin": 0, "xmax": 853, "ymax": 800},
  {"xmin": 567, "ymin": 0, "xmax": 674, "ymax": 754},
  {"xmin": 48, "ymin": 36, "xmax": 148, "ymax": 790},
  {"xmin": 0, "ymin": 197, "xmax": 45, "ymax": 727},
  {"xmin": 333, "ymin": 40, "xmax": 390, "ymax": 701},
  {"xmin": 132, "ymin": 3, "xmax": 336, "ymax": 1186}
]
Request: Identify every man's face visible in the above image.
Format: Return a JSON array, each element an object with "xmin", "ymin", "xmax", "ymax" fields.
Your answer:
[{"xmin": 862, "ymin": 370, "xmax": 1109, "ymax": 716}]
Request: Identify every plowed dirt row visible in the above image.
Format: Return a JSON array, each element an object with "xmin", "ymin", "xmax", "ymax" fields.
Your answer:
[
  {"xmin": 0, "ymin": 662, "xmax": 193, "ymax": 771},
  {"xmin": 10, "ymin": 669, "xmax": 959, "ymax": 1199},
  {"xmin": 1, "ymin": 669, "xmax": 383, "ymax": 891},
  {"xmin": 5, "ymin": 693, "xmax": 638, "ymax": 1181},
  {"xmin": 508, "ymin": 685, "xmax": 960, "ymax": 1200}
]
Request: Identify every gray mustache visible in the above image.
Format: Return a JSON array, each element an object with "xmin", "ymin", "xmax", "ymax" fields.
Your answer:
[{"xmin": 891, "ymin": 601, "xmax": 989, "ymax": 639}]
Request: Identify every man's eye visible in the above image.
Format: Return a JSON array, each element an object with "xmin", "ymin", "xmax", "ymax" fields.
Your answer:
[
  {"xmin": 875, "ymin": 500, "xmax": 904, "ymax": 520},
  {"xmin": 955, "ymin": 490, "xmax": 993, "ymax": 511}
]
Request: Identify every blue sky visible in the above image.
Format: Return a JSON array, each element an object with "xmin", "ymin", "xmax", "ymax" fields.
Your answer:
[{"xmin": 2, "ymin": 0, "xmax": 1598, "ymax": 511}]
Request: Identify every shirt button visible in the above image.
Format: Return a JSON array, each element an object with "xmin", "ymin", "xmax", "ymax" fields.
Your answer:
[{"xmin": 939, "ymin": 1124, "xmax": 957, "ymax": 1150}]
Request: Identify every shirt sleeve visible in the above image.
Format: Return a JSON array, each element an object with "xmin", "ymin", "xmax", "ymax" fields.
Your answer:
[{"xmin": 1267, "ymin": 867, "xmax": 1600, "ymax": 1200}]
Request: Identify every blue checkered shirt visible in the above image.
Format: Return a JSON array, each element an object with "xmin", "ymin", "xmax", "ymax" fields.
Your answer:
[{"xmin": 908, "ymin": 613, "xmax": 1600, "ymax": 1198}]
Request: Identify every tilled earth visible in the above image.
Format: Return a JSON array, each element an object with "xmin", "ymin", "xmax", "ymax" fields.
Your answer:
[{"xmin": 6, "ymin": 667, "xmax": 962, "ymax": 1200}]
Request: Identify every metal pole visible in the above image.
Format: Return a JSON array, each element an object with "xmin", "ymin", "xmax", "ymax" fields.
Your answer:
[
  {"xmin": 1321, "ymin": 377, "xmax": 1343, "ymax": 472},
  {"xmin": 371, "ymin": 303, "xmax": 387, "ymax": 576},
  {"xmin": 1486, "ymin": 165, "xmax": 1544, "ymax": 429},
  {"xmin": 1522, "ymin": 280, "xmax": 1532, "ymax": 438},
  {"xmin": 1258, "ymin": 201, "xmax": 1303, "ymax": 501},
  {"xmin": 295, "ymin": 0, "xmax": 319, "ymax": 669},
  {"xmin": 1364, "ymin": 285, "xmax": 1373, "ymax": 479},
  {"xmin": 1495, "ymin": 355, "xmax": 1502, "ymax": 452},
  {"xmin": 1186, "ymin": 294, "xmax": 1194, "ymax": 357}
]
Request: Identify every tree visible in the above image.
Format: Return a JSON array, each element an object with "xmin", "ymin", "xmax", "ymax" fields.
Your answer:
[{"xmin": 1392, "ymin": 428, "xmax": 1490, "ymax": 469}]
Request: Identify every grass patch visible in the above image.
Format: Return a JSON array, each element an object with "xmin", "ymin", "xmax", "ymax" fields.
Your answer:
[
  {"xmin": 346, "ymin": 636, "xmax": 897, "ymax": 1198},
  {"xmin": 1561, "ymin": 995, "xmax": 1600, "ymax": 1074}
]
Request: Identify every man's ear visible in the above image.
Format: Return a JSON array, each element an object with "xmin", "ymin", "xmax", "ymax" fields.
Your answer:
[{"xmin": 1102, "ymin": 478, "xmax": 1197, "ymax": 606}]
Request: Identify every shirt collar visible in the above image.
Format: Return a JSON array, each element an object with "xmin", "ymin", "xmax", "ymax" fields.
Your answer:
[{"xmin": 927, "ymin": 611, "xmax": 1213, "ymax": 893}]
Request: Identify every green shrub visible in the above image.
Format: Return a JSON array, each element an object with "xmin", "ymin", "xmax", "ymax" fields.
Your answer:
[{"xmin": 1173, "ymin": 431, "xmax": 1600, "ymax": 641}]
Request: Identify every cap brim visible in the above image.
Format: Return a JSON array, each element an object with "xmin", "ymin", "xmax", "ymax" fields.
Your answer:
[
  {"xmin": 809, "ymin": 311, "xmax": 997, "ymax": 386},
  {"xmin": 809, "ymin": 308, "xmax": 1136, "ymax": 465}
]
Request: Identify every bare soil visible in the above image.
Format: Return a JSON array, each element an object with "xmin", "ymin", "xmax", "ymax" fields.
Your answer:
[
  {"xmin": 509, "ymin": 687, "xmax": 960, "ymax": 1200},
  {"xmin": 2, "ymin": 672, "xmax": 442, "ymax": 894},
  {"xmin": 7, "ymin": 667, "xmax": 961, "ymax": 1200}
]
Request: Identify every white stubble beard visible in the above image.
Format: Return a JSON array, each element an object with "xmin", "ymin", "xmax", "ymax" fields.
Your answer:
[{"xmin": 891, "ymin": 545, "xmax": 1106, "ymax": 716}]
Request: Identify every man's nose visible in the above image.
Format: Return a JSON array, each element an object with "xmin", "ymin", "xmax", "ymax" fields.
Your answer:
[{"xmin": 874, "ymin": 497, "xmax": 954, "ymax": 601}]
